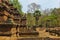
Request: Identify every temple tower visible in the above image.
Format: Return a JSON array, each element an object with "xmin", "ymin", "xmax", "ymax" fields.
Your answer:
[{"xmin": 0, "ymin": 0, "xmax": 20, "ymax": 40}]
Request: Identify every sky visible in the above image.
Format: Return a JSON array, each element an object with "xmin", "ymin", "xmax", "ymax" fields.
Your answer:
[{"xmin": 19, "ymin": 0, "xmax": 60, "ymax": 13}]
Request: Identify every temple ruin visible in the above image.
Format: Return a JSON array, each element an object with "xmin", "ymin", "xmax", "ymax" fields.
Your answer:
[
  {"xmin": 0, "ymin": 0, "xmax": 39, "ymax": 40},
  {"xmin": 0, "ymin": 0, "xmax": 60, "ymax": 40}
]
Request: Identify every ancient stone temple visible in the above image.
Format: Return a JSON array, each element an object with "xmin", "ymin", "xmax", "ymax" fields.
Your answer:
[
  {"xmin": 0, "ymin": 0, "xmax": 20, "ymax": 40},
  {"xmin": 18, "ymin": 14, "xmax": 39, "ymax": 40},
  {"xmin": 0, "ymin": 0, "xmax": 39, "ymax": 40},
  {"xmin": 0, "ymin": 0, "xmax": 60, "ymax": 40}
]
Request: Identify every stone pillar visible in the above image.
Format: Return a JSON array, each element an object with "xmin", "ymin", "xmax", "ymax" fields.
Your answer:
[
  {"xmin": 11, "ymin": 25, "xmax": 16, "ymax": 37},
  {"xmin": 16, "ymin": 25, "xmax": 20, "ymax": 37},
  {"xmin": 10, "ymin": 25, "xmax": 17, "ymax": 40}
]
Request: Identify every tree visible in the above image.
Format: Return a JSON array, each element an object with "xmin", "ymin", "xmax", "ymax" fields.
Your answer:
[
  {"xmin": 43, "ymin": 9, "xmax": 52, "ymax": 16},
  {"xmin": 51, "ymin": 8, "xmax": 60, "ymax": 27},
  {"xmin": 48, "ymin": 14, "xmax": 56, "ymax": 27},
  {"xmin": 33, "ymin": 10, "xmax": 41, "ymax": 26},
  {"xmin": 27, "ymin": 3, "xmax": 40, "ymax": 13},
  {"xmin": 26, "ymin": 13, "xmax": 35, "ymax": 28},
  {"xmin": 27, "ymin": 3, "xmax": 41, "ymax": 26},
  {"xmin": 42, "ymin": 13, "xmax": 58, "ymax": 28}
]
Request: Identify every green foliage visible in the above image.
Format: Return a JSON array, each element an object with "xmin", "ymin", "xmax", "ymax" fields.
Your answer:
[
  {"xmin": 33, "ymin": 10, "xmax": 41, "ymax": 17},
  {"xmin": 33, "ymin": 10, "xmax": 41, "ymax": 26},
  {"xmin": 9, "ymin": 1, "xmax": 60, "ymax": 28},
  {"xmin": 9, "ymin": 0, "xmax": 23, "ymax": 15},
  {"xmin": 26, "ymin": 13, "xmax": 35, "ymax": 27},
  {"xmin": 37, "ymin": 11, "xmax": 59, "ymax": 28},
  {"xmin": 42, "ymin": 13, "xmax": 58, "ymax": 27}
]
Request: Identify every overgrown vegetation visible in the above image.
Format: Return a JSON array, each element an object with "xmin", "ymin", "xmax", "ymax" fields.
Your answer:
[
  {"xmin": 9, "ymin": 0, "xmax": 60, "ymax": 28},
  {"xmin": 9, "ymin": 0, "xmax": 23, "ymax": 15}
]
